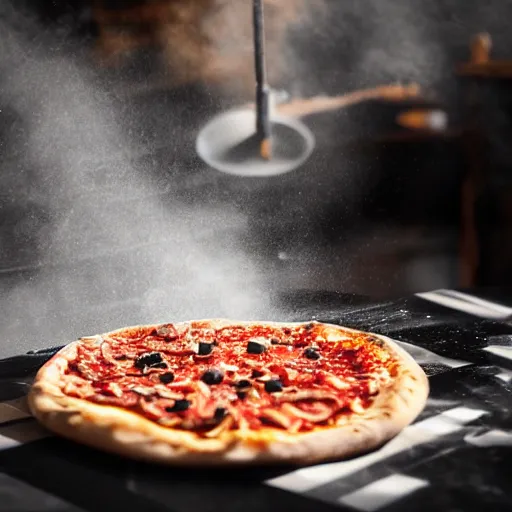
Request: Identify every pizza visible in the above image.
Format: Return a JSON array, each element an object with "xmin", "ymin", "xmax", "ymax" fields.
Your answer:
[{"xmin": 28, "ymin": 319, "xmax": 428, "ymax": 466}]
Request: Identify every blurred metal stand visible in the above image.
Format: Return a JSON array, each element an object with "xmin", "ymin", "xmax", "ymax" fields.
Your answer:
[{"xmin": 195, "ymin": 0, "xmax": 315, "ymax": 177}]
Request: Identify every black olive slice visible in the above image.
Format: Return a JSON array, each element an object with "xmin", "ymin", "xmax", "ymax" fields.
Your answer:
[
  {"xmin": 159, "ymin": 372, "xmax": 175, "ymax": 384},
  {"xmin": 165, "ymin": 399, "xmax": 190, "ymax": 413},
  {"xmin": 234, "ymin": 379, "xmax": 252, "ymax": 389},
  {"xmin": 201, "ymin": 368, "xmax": 224, "ymax": 385},
  {"xmin": 214, "ymin": 407, "xmax": 228, "ymax": 421},
  {"xmin": 198, "ymin": 342, "xmax": 213, "ymax": 356},
  {"xmin": 247, "ymin": 340, "xmax": 266, "ymax": 354},
  {"xmin": 134, "ymin": 352, "xmax": 165, "ymax": 370},
  {"xmin": 304, "ymin": 347, "xmax": 320, "ymax": 360},
  {"xmin": 264, "ymin": 379, "xmax": 283, "ymax": 393}
]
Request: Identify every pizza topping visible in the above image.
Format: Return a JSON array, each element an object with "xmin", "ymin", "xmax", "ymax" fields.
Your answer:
[
  {"xmin": 167, "ymin": 379, "xmax": 194, "ymax": 390},
  {"xmin": 80, "ymin": 335, "xmax": 103, "ymax": 345},
  {"xmin": 219, "ymin": 361, "xmax": 239, "ymax": 373},
  {"xmin": 131, "ymin": 386, "xmax": 155, "ymax": 397},
  {"xmin": 303, "ymin": 347, "xmax": 320, "ymax": 360},
  {"xmin": 100, "ymin": 341, "xmax": 119, "ymax": 365},
  {"xmin": 367, "ymin": 380, "xmax": 379, "ymax": 395},
  {"xmin": 76, "ymin": 362, "xmax": 101, "ymax": 381},
  {"xmin": 214, "ymin": 407, "xmax": 228, "ymax": 421},
  {"xmin": 165, "ymin": 399, "xmax": 191, "ymax": 413},
  {"xmin": 158, "ymin": 417, "xmax": 182, "ymax": 427},
  {"xmin": 92, "ymin": 392, "xmax": 138, "ymax": 408},
  {"xmin": 323, "ymin": 373, "xmax": 351, "ymax": 390},
  {"xmin": 234, "ymin": 379, "xmax": 252, "ymax": 390},
  {"xmin": 198, "ymin": 342, "xmax": 214, "ymax": 356},
  {"xmin": 203, "ymin": 415, "xmax": 234, "ymax": 438},
  {"xmin": 201, "ymin": 368, "xmax": 224, "ymax": 385},
  {"xmin": 64, "ymin": 322, "xmax": 396, "ymax": 435},
  {"xmin": 134, "ymin": 352, "xmax": 167, "ymax": 371},
  {"xmin": 281, "ymin": 402, "xmax": 334, "ymax": 423},
  {"xmin": 274, "ymin": 390, "xmax": 342, "ymax": 406},
  {"xmin": 260, "ymin": 408, "xmax": 294, "ymax": 429},
  {"xmin": 246, "ymin": 387, "xmax": 261, "ymax": 401},
  {"xmin": 247, "ymin": 339, "xmax": 267, "ymax": 354},
  {"xmin": 159, "ymin": 372, "xmax": 175, "ymax": 384},
  {"xmin": 264, "ymin": 379, "xmax": 283, "ymax": 393},
  {"xmin": 156, "ymin": 324, "xmax": 179, "ymax": 339},
  {"xmin": 349, "ymin": 398, "xmax": 366, "ymax": 414}
]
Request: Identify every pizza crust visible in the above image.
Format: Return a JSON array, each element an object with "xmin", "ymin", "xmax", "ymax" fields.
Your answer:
[{"xmin": 28, "ymin": 320, "xmax": 429, "ymax": 466}]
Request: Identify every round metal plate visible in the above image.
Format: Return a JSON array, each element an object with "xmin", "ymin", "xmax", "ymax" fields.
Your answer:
[{"xmin": 195, "ymin": 108, "xmax": 315, "ymax": 177}]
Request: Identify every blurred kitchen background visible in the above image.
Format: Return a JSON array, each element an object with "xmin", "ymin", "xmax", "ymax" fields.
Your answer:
[{"xmin": 0, "ymin": 0, "xmax": 511, "ymax": 355}]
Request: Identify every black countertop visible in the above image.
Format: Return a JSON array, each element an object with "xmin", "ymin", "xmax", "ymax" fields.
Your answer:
[{"xmin": 0, "ymin": 288, "xmax": 511, "ymax": 512}]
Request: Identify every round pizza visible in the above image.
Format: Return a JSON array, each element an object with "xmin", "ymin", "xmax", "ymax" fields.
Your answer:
[{"xmin": 28, "ymin": 319, "xmax": 428, "ymax": 466}]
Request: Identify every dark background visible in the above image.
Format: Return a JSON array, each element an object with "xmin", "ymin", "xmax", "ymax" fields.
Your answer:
[{"xmin": 0, "ymin": 0, "xmax": 511, "ymax": 356}]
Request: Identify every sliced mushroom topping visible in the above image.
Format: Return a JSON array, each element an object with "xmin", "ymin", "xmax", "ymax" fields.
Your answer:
[
  {"xmin": 193, "ymin": 381, "xmax": 211, "ymax": 399},
  {"xmin": 134, "ymin": 352, "xmax": 167, "ymax": 371},
  {"xmin": 349, "ymin": 398, "xmax": 366, "ymax": 414},
  {"xmin": 93, "ymin": 392, "xmax": 138, "ymax": 408},
  {"xmin": 367, "ymin": 380, "xmax": 379, "ymax": 395},
  {"xmin": 193, "ymin": 392, "xmax": 215, "ymax": 419},
  {"xmin": 131, "ymin": 386, "xmax": 156, "ymax": 397},
  {"xmin": 100, "ymin": 341, "xmax": 119, "ymax": 365},
  {"xmin": 324, "ymin": 373, "xmax": 350, "ymax": 390},
  {"xmin": 63, "ymin": 380, "xmax": 94, "ymax": 398},
  {"xmin": 281, "ymin": 402, "xmax": 335, "ymax": 423},
  {"xmin": 154, "ymin": 387, "xmax": 184, "ymax": 400},
  {"xmin": 138, "ymin": 397, "xmax": 165, "ymax": 418},
  {"xmin": 132, "ymin": 384, "xmax": 181, "ymax": 400},
  {"xmin": 259, "ymin": 408, "xmax": 293, "ymax": 429},
  {"xmin": 159, "ymin": 372, "xmax": 175, "ymax": 384},
  {"xmin": 219, "ymin": 361, "xmax": 239, "ymax": 373},
  {"xmin": 201, "ymin": 368, "xmax": 224, "ymax": 385},
  {"xmin": 203, "ymin": 415, "xmax": 234, "ymax": 438},
  {"xmin": 156, "ymin": 324, "xmax": 178, "ymax": 339},
  {"xmin": 167, "ymin": 379, "xmax": 194, "ymax": 390},
  {"xmin": 274, "ymin": 390, "xmax": 342, "ymax": 406},
  {"xmin": 158, "ymin": 417, "xmax": 182, "ymax": 427},
  {"xmin": 76, "ymin": 362, "xmax": 100, "ymax": 381},
  {"xmin": 246, "ymin": 387, "xmax": 261, "ymax": 401},
  {"xmin": 80, "ymin": 335, "xmax": 103, "ymax": 346}
]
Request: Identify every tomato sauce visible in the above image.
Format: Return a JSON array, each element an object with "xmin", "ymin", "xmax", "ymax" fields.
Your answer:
[{"xmin": 62, "ymin": 323, "xmax": 394, "ymax": 434}]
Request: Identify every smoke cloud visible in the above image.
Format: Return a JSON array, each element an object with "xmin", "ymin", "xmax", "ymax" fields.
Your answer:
[{"xmin": 0, "ymin": 2, "xmax": 273, "ymax": 357}]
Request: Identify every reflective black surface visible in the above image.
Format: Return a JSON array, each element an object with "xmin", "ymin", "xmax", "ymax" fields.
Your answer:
[{"xmin": 0, "ymin": 289, "xmax": 511, "ymax": 511}]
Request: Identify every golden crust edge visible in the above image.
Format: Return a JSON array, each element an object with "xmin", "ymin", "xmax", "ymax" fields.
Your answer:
[{"xmin": 28, "ymin": 320, "xmax": 429, "ymax": 466}]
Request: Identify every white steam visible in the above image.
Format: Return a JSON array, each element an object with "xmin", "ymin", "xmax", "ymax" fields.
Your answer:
[{"xmin": 0, "ymin": 5, "xmax": 272, "ymax": 357}]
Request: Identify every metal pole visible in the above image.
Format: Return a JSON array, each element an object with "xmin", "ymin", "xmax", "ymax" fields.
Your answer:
[{"xmin": 253, "ymin": 0, "xmax": 271, "ymax": 159}]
